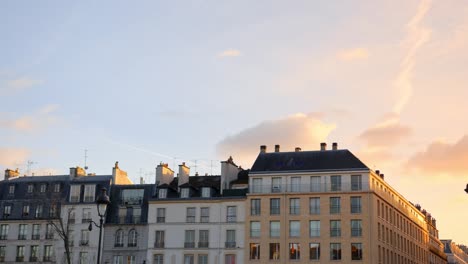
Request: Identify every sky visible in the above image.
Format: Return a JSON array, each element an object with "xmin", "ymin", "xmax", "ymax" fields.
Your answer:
[{"xmin": 1, "ymin": 0, "xmax": 468, "ymax": 244}]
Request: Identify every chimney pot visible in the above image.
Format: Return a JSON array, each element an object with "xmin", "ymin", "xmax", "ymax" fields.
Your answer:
[
  {"xmin": 320, "ymin": 142, "xmax": 327, "ymax": 151},
  {"xmin": 375, "ymin": 170, "xmax": 380, "ymax": 175},
  {"xmin": 260, "ymin": 145, "xmax": 267, "ymax": 153},
  {"xmin": 380, "ymin": 173, "xmax": 385, "ymax": 180},
  {"xmin": 332, "ymin": 142, "xmax": 338, "ymax": 150},
  {"xmin": 295, "ymin": 147, "xmax": 301, "ymax": 152},
  {"xmin": 275, "ymin": 144, "xmax": 280, "ymax": 152}
]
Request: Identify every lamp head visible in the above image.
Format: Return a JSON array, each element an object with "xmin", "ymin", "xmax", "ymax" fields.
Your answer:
[{"xmin": 96, "ymin": 188, "xmax": 111, "ymax": 217}]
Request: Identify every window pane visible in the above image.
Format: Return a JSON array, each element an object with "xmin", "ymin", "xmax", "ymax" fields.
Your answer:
[
  {"xmin": 330, "ymin": 220, "xmax": 341, "ymax": 237},
  {"xmin": 270, "ymin": 198, "xmax": 280, "ymax": 215},
  {"xmin": 309, "ymin": 220, "xmax": 320, "ymax": 237},
  {"xmin": 309, "ymin": 243, "xmax": 320, "ymax": 260},
  {"xmin": 270, "ymin": 221, "xmax": 280, "ymax": 238},
  {"xmin": 290, "ymin": 177, "xmax": 301, "ymax": 192},
  {"xmin": 250, "ymin": 222, "xmax": 260, "ymax": 238},
  {"xmin": 352, "ymin": 243, "xmax": 363, "ymax": 260},
  {"xmin": 250, "ymin": 243, "xmax": 260, "ymax": 260},
  {"xmin": 330, "ymin": 175, "xmax": 341, "ymax": 191},
  {"xmin": 289, "ymin": 221, "xmax": 300, "ymax": 237},
  {"xmin": 330, "ymin": 197, "xmax": 341, "ymax": 214},
  {"xmin": 351, "ymin": 220, "xmax": 362, "ymax": 237},
  {"xmin": 309, "ymin": 197, "xmax": 320, "ymax": 214},
  {"xmin": 351, "ymin": 175, "xmax": 362, "ymax": 190},
  {"xmin": 330, "ymin": 243, "xmax": 341, "ymax": 260},
  {"xmin": 289, "ymin": 198, "xmax": 300, "ymax": 215},
  {"xmin": 250, "ymin": 199, "xmax": 261, "ymax": 216},
  {"xmin": 310, "ymin": 176, "xmax": 321, "ymax": 192},
  {"xmin": 351, "ymin": 196, "xmax": 362, "ymax": 213},
  {"xmin": 289, "ymin": 243, "xmax": 300, "ymax": 260},
  {"xmin": 269, "ymin": 243, "xmax": 280, "ymax": 260}
]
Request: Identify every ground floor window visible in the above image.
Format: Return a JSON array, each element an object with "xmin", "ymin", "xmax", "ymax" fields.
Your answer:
[
  {"xmin": 309, "ymin": 243, "xmax": 320, "ymax": 260},
  {"xmin": 289, "ymin": 243, "xmax": 300, "ymax": 260},
  {"xmin": 352, "ymin": 243, "xmax": 363, "ymax": 260}
]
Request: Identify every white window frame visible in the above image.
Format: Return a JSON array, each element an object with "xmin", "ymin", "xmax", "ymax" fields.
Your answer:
[{"xmin": 83, "ymin": 185, "xmax": 96, "ymax": 202}]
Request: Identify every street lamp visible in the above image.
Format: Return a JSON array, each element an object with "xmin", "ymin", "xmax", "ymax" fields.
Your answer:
[
  {"xmin": 88, "ymin": 188, "xmax": 111, "ymax": 264},
  {"xmin": 465, "ymin": 184, "xmax": 468, "ymax": 194}
]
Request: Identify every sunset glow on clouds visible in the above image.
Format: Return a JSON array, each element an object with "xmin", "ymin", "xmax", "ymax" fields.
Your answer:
[{"xmin": 1, "ymin": 0, "xmax": 468, "ymax": 243}]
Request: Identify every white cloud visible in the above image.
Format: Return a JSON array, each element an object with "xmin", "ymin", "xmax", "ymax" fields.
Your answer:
[
  {"xmin": 217, "ymin": 49, "xmax": 242, "ymax": 58},
  {"xmin": 0, "ymin": 104, "xmax": 60, "ymax": 133},
  {"xmin": 1, "ymin": 77, "xmax": 43, "ymax": 95},
  {"xmin": 0, "ymin": 148, "xmax": 30, "ymax": 169},
  {"xmin": 337, "ymin": 48, "xmax": 370, "ymax": 61}
]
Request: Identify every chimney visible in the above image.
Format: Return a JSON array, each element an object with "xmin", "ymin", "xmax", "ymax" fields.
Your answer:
[
  {"xmin": 156, "ymin": 162, "xmax": 174, "ymax": 186},
  {"xmin": 178, "ymin": 162, "xmax": 190, "ymax": 187},
  {"xmin": 260, "ymin": 145, "xmax": 267, "ymax": 153},
  {"xmin": 375, "ymin": 170, "xmax": 380, "ymax": 176},
  {"xmin": 69, "ymin": 167, "xmax": 77, "ymax": 178},
  {"xmin": 332, "ymin": 142, "xmax": 338, "ymax": 150},
  {"xmin": 221, "ymin": 157, "xmax": 241, "ymax": 194},
  {"xmin": 295, "ymin": 147, "xmax": 302, "ymax": 152},
  {"xmin": 4, "ymin": 168, "xmax": 20, "ymax": 180},
  {"xmin": 274, "ymin": 144, "xmax": 280, "ymax": 152},
  {"xmin": 380, "ymin": 173, "xmax": 384, "ymax": 180},
  {"xmin": 320, "ymin": 142, "xmax": 327, "ymax": 151}
]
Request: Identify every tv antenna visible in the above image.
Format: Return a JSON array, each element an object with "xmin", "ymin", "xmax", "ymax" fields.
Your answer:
[
  {"xmin": 26, "ymin": 160, "xmax": 37, "ymax": 175},
  {"xmin": 84, "ymin": 149, "xmax": 89, "ymax": 170}
]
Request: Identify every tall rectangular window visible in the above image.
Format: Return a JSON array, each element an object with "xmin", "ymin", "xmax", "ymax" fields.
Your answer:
[
  {"xmin": 309, "ymin": 243, "xmax": 320, "ymax": 260},
  {"xmin": 270, "ymin": 221, "xmax": 280, "ymax": 238},
  {"xmin": 35, "ymin": 205, "xmax": 43, "ymax": 218},
  {"xmin": 310, "ymin": 176, "xmax": 321, "ymax": 192},
  {"xmin": 180, "ymin": 188, "xmax": 190, "ymax": 198},
  {"xmin": 32, "ymin": 224, "xmax": 40, "ymax": 240},
  {"xmin": 22, "ymin": 205, "xmax": 30, "ymax": 216},
  {"xmin": 54, "ymin": 183, "xmax": 60, "ymax": 192},
  {"xmin": 309, "ymin": 220, "xmax": 320, "ymax": 237},
  {"xmin": 49, "ymin": 204, "xmax": 57, "ymax": 218},
  {"xmin": 289, "ymin": 243, "xmax": 300, "ymax": 260},
  {"xmin": 226, "ymin": 230, "xmax": 236, "ymax": 248},
  {"xmin": 0, "ymin": 246, "xmax": 5, "ymax": 261},
  {"xmin": 83, "ymin": 185, "xmax": 95, "ymax": 202},
  {"xmin": 250, "ymin": 199, "xmax": 261, "ymax": 215},
  {"xmin": 225, "ymin": 254, "xmax": 236, "ymax": 264},
  {"xmin": 309, "ymin": 197, "xmax": 320, "ymax": 215},
  {"xmin": 46, "ymin": 224, "xmax": 54, "ymax": 239},
  {"xmin": 127, "ymin": 256, "xmax": 136, "ymax": 264},
  {"xmin": 351, "ymin": 196, "xmax": 362, "ymax": 213},
  {"xmin": 40, "ymin": 184, "xmax": 47, "ymax": 193},
  {"xmin": 184, "ymin": 254, "xmax": 194, "ymax": 264},
  {"xmin": 269, "ymin": 243, "xmax": 280, "ymax": 260},
  {"xmin": 250, "ymin": 221, "xmax": 260, "ymax": 238},
  {"xmin": 3, "ymin": 205, "xmax": 11, "ymax": 217},
  {"xmin": 201, "ymin": 187, "xmax": 210, "ymax": 198},
  {"xmin": 352, "ymin": 243, "xmax": 363, "ymax": 260},
  {"xmin": 198, "ymin": 230, "xmax": 209, "ymax": 248},
  {"xmin": 290, "ymin": 177, "xmax": 301, "ymax": 192},
  {"xmin": 226, "ymin": 206, "xmax": 237, "ymax": 222},
  {"xmin": 154, "ymin": 230, "xmax": 165, "ymax": 248},
  {"xmin": 186, "ymin": 207, "xmax": 196, "ymax": 223},
  {"xmin": 250, "ymin": 243, "xmax": 260, "ymax": 260},
  {"xmin": 184, "ymin": 230, "xmax": 195, "ymax": 248},
  {"xmin": 16, "ymin": 246, "xmax": 24, "ymax": 262},
  {"xmin": 154, "ymin": 254, "xmax": 164, "ymax": 264},
  {"xmin": 252, "ymin": 178, "xmax": 262, "ymax": 193},
  {"xmin": 330, "ymin": 197, "xmax": 341, "ymax": 214},
  {"xmin": 0, "ymin": 224, "xmax": 9, "ymax": 240},
  {"xmin": 158, "ymin": 189, "xmax": 167, "ymax": 199},
  {"xmin": 82, "ymin": 208, "xmax": 91, "ymax": 222},
  {"xmin": 79, "ymin": 252, "xmax": 88, "ymax": 264},
  {"xmin": 27, "ymin": 184, "xmax": 34, "ymax": 193},
  {"xmin": 80, "ymin": 230, "xmax": 89, "ymax": 245},
  {"xmin": 200, "ymin": 207, "xmax": 209, "ymax": 223},
  {"xmin": 271, "ymin": 177, "xmax": 281, "ymax": 192},
  {"xmin": 9, "ymin": 185, "xmax": 14, "ymax": 194},
  {"xmin": 30, "ymin": 245, "xmax": 39, "ymax": 261},
  {"xmin": 351, "ymin": 175, "xmax": 362, "ymax": 190},
  {"xmin": 289, "ymin": 221, "xmax": 300, "ymax": 237},
  {"xmin": 330, "ymin": 220, "xmax": 341, "ymax": 237},
  {"xmin": 44, "ymin": 245, "xmax": 53, "ymax": 261},
  {"xmin": 113, "ymin": 256, "xmax": 123, "ymax": 264},
  {"xmin": 70, "ymin": 185, "xmax": 80, "ymax": 202},
  {"xmin": 270, "ymin": 198, "xmax": 280, "ymax": 215},
  {"xmin": 330, "ymin": 175, "xmax": 341, "ymax": 191},
  {"xmin": 156, "ymin": 208, "xmax": 165, "ymax": 223},
  {"xmin": 289, "ymin": 198, "xmax": 300, "ymax": 215},
  {"xmin": 351, "ymin": 220, "xmax": 362, "ymax": 237},
  {"xmin": 330, "ymin": 243, "xmax": 342, "ymax": 260},
  {"xmin": 198, "ymin": 255, "xmax": 208, "ymax": 264},
  {"xmin": 18, "ymin": 224, "xmax": 27, "ymax": 240}
]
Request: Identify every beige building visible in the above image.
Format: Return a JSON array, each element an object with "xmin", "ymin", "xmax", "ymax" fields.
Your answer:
[{"xmin": 245, "ymin": 143, "xmax": 447, "ymax": 264}]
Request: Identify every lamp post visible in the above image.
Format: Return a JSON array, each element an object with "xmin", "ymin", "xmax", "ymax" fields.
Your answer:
[{"xmin": 88, "ymin": 188, "xmax": 111, "ymax": 264}]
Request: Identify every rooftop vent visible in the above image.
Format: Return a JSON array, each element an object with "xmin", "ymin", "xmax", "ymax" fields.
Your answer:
[
  {"xmin": 275, "ymin": 144, "xmax": 280, "ymax": 152},
  {"xmin": 332, "ymin": 142, "xmax": 338, "ymax": 150},
  {"xmin": 320, "ymin": 142, "xmax": 327, "ymax": 151},
  {"xmin": 260, "ymin": 145, "xmax": 267, "ymax": 153},
  {"xmin": 295, "ymin": 147, "xmax": 301, "ymax": 152}
]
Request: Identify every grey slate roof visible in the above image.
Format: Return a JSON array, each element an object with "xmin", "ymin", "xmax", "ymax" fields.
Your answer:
[{"xmin": 250, "ymin": 149, "xmax": 369, "ymax": 173}]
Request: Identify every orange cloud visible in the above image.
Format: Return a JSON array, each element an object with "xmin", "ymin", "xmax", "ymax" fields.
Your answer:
[
  {"xmin": 406, "ymin": 135, "xmax": 468, "ymax": 175},
  {"xmin": 0, "ymin": 104, "xmax": 59, "ymax": 133},
  {"xmin": 337, "ymin": 48, "xmax": 370, "ymax": 61},
  {"xmin": 216, "ymin": 113, "xmax": 336, "ymax": 168},
  {"xmin": 358, "ymin": 113, "xmax": 412, "ymax": 147},
  {"xmin": 1, "ymin": 76, "xmax": 43, "ymax": 95},
  {"xmin": 0, "ymin": 148, "xmax": 29, "ymax": 169},
  {"xmin": 217, "ymin": 49, "xmax": 241, "ymax": 58}
]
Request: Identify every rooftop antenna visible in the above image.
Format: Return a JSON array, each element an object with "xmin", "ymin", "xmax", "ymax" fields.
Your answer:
[
  {"xmin": 193, "ymin": 159, "xmax": 198, "ymax": 175},
  {"xmin": 84, "ymin": 149, "xmax": 89, "ymax": 170},
  {"xmin": 26, "ymin": 160, "xmax": 37, "ymax": 175},
  {"xmin": 210, "ymin": 160, "xmax": 213, "ymax": 176}
]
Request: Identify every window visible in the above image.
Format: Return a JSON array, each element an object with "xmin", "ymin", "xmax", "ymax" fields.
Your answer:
[
  {"xmin": 127, "ymin": 256, "xmax": 136, "ymax": 264},
  {"xmin": 330, "ymin": 243, "xmax": 342, "ymax": 260},
  {"xmin": 35, "ymin": 205, "xmax": 43, "ymax": 218},
  {"xmin": 198, "ymin": 254, "xmax": 208, "ymax": 264},
  {"xmin": 289, "ymin": 198, "xmax": 300, "ymax": 214},
  {"xmin": 250, "ymin": 199, "xmax": 261, "ymax": 215},
  {"xmin": 68, "ymin": 230, "xmax": 74, "ymax": 246},
  {"xmin": 251, "ymin": 178, "xmax": 262, "ymax": 193},
  {"xmin": 250, "ymin": 221, "xmax": 260, "ymax": 238},
  {"xmin": 351, "ymin": 220, "xmax": 362, "ymax": 237},
  {"xmin": 40, "ymin": 184, "xmax": 47, "ymax": 193},
  {"xmin": 79, "ymin": 252, "xmax": 88, "ymax": 264},
  {"xmin": 330, "ymin": 220, "xmax": 341, "ymax": 237},
  {"xmin": 30, "ymin": 245, "xmax": 39, "ymax": 261},
  {"xmin": 227, "ymin": 206, "xmax": 237, "ymax": 222},
  {"xmin": 113, "ymin": 256, "xmax": 123, "ymax": 264},
  {"xmin": 32, "ymin": 224, "xmax": 40, "ymax": 240},
  {"xmin": 158, "ymin": 188, "xmax": 167, "ymax": 199},
  {"xmin": 3, "ymin": 205, "xmax": 11, "ymax": 217},
  {"xmin": 200, "ymin": 207, "xmax": 209, "ymax": 223},
  {"xmin": 0, "ymin": 224, "xmax": 8, "ymax": 240},
  {"xmin": 184, "ymin": 254, "xmax": 194, "ymax": 264},
  {"xmin": 330, "ymin": 197, "xmax": 341, "ymax": 214},
  {"xmin": 226, "ymin": 230, "xmax": 236, "ymax": 248},
  {"xmin": 80, "ymin": 230, "xmax": 89, "ymax": 245},
  {"xmin": 69, "ymin": 210, "xmax": 76, "ymax": 224},
  {"xmin": 154, "ymin": 254, "xmax": 164, "ymax": 264},
  {"xmin": 351, "ymin": 196, "xmax": 362, "ymax": 213},
  {"xmin": 16, "ymin": 246, "xmax": 25, "ymax": 262},
  {"xmin": 289, "ymin": 221, "xmax": 300, "ymax": 237},
  {"xmin": 70, "ymin": 185, "xmax": 80, "ymax": 202},
  {"xmin": 310, "ymin": 176, "xmax": 321, "ymax": 192},
  {"xmin": 128, "ymin": 229, "xmax": 137, "ymax": 247},
  {"xmin": 184, "ymin": 230, "xmax": 195, "ymax": 248},
  {"xmin": 225, "ymin": 254, "xmax": 236, "ymax": 264},
  {"xmin": 270, "ymin": 221, "xmax": 280, "ymax": 238},
  {"xmin": 181, "ymin": 188, "xmax": 190, "ymax": 198},
  {"xmin": 309, "ymin": 220, "xmax": 320, "ymax": 237},
  {"xmin": 19, "ymin": 224, "xmax": 27, "ymax": 240},
  {"xmin": 201, "ymin": 187, "xmax": 211, "ymax": 197},
  {"xmin": 22, "ymin": 205, "xmax": 29, "ymax": 216},
  {"xmin": 352, "ymin": 243, "xmax": 363, "ymax": 260},
  {"xmin": 44, "ymin": 245, "xmax": 53, "ymax": 261},
  {"xmin": 8, "ymin": 185, "xmax": 14, "ymax": 194},
  {"xmin": 156, "ymin": 208, "xmax": 165, "ymax": 223},
  {"xmin": 27, "ymin": 184, "xmax": 34, "ymax": 193},
  {"xmin": 82, "ymin": 208, "xmax": 92, "ymax": 222},
  {"xmin": 46, "ymin": 224, "xmax": 54, "ymax": 239},
  {"xmin": 49, "ymin": 204, "xmax": 57, "ymax": 217},
  {"xmin": 186, "ymin": 207, "xmax": 196, "ymax": 223},
  {"xmin": 270, "ymin": 198, "xmax": 280, "ymax": 215},
  {"xmin": 309, "ymin": 243, "xmax": 320, "ymax": 260},
  {"xmin": 330, "ymin": 175, "xmax": 341, "ymax": 191},
  {"xmin": 290, "ymin": 176, "xmax": 301, "ymax": 192},
  {"xmin": 0, "ymin": 246, "xmax": 4, "ymax": 261},
  {"xmin": 271, "ymin": 177, "xmax": 281, "ymax": 192},
  {"xmin": 250, "ymin": 243, "xmax": 260, "ymax": 260},
  {"xmin": 289, "ymin": 243, "xmax": 300, "ymax": 260},
  {"xmin": 83, "ymin": 185, "xmax": 95, "ymax": 202},
  {"xmin": 115, "ymin": 229, "xmax": 124, "ymax": 247},
  {"xmin": 198, "ymin": 230, "xmax": 209, "ymax": 248},
  {"xmin": 351, "ymin": 175, "xmax": 362, "ymax": 190},
  {"xmin": 309, "ymin": 197, "xmax": 320, "ymax": 215},
  {"xmin": 154, "ymin": 230, "xmax": 165, "ymax": 248},
  {"xmin": 54, "ymin": 183, "xmax": 60, "ymax": 192},
  {"xmin": 270, "ymin": 243, "xmax": 280, "ymax": 260}
]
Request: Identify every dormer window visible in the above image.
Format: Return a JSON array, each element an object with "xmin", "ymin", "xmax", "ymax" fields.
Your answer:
[
  {"xmin": 201, "ymin": 187, "xmax": 210, "ymax": 198},
  {"xmin": 180, "ymin": 188, "xmax": 189, "ymax": 198},
  {"xmin": 54, "ymin": 184, "xmax": 60, "ymax": 192},
  {"xmin": 3, "ymin": 205, "xmax": 11, "ymax": 217},
  {"xmin": 27, "ymin": 185, "xmax": 34, "ymax": 193},
  {"xmin": 8, "ymin": 185, "xmax": 15, "ymax": 195},
  {"xmin": 158, "ymin": 189, "xmax": 167, "ymax": 199},
  {"xmin": 40, "ymin": 184, "xmax": 46, "ymax": 193},
  {"xmin": 22, "ymin": 205, "xmax": 29, "ymax": 216}
]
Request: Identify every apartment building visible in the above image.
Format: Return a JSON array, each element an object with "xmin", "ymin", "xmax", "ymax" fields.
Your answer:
[
  {"xmin": 245, "ymin": 143, "xmax": 447, "ymax": 264},
  {"xmin": 442, "ymin": 240, "xmax": 468, "ymax": 264},
  {"xmin": 147, "ymin": 159, "xmax": 247, "ymax": 264}
]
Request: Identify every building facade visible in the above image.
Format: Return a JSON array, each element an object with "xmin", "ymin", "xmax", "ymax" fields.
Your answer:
[{"xmin": 442, "ymin": 240, "xmax": 468, "ymax": 264}]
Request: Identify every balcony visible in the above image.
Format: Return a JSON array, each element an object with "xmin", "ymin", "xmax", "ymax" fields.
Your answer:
[
  {"xmin": 184, "ymin": 242, "xmax": 195, "ymax": 248},
  {"xmin": 198, "ymin": 242, "xmax": 209, "ymax": 248},
  {"xmin": 46, "ymin": 233, "xmax": 54, "ymax": 239},
  {"xmin": 128, "ymin": 242, "xmax": 137, "ymax": 247},
  {"xmin": 0, "ymin": 235, "xmax": 7, "ymax": 240},
  {"xmin": 80, "ymin": 240, "xmax": 89, "ymax": 246},
  {"xmin": 29, "ymin": 256, "xmax": 38, "ymax": 262},
  {"xmin": 225, "ymin": 241, "xmax": 236, "ymax": 248},
  {"xmin": 16, "ymin": 256, "xmax": 24, "ymax": 262},
  {"xmin": 18, "ymin": 234, "xmax": 27, "ymax": 240},
  {"xmin": 226, "ymin": 216, "xmax": 237, "ymax": 223},
  {"xmin": 249, "ymin": 182, "xmax": 364, "ymax": 194},
  {"xmin": 43, "ymin": 256, "xmax": 53, "ymax": 262},
  {"xmin": 115, "ymin": 243, "xmax": 124, "ymax": 248},
  {"xmin": 0, "ymin": 256, "xmax": 4, "ymax": 262},
  {"xmin": 82, "ymin": 218, "xmax": 92, "ymax": 223},
  {"xmin": 156, "ymin": 217, "xmax": 165, "ymax": 223},
  {"xmin": 154, "ymin": 242, "xmax": 165, "ymax": 248},
  {"xmin": 119, "ymin": 216, "xmax": 141, "ymax": 224},
  {"xmin": 32, "ymin": 234, "xmax": 40, "ymax": 240}
]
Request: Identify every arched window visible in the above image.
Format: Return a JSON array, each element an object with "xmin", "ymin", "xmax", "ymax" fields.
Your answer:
[
  {"xmin": 128, "ymin": 229, "xmax": 137, "ymax": 247},
  {"xmin": 115, "ymin": 229, "xmax": 124, "ymax": 247}
]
